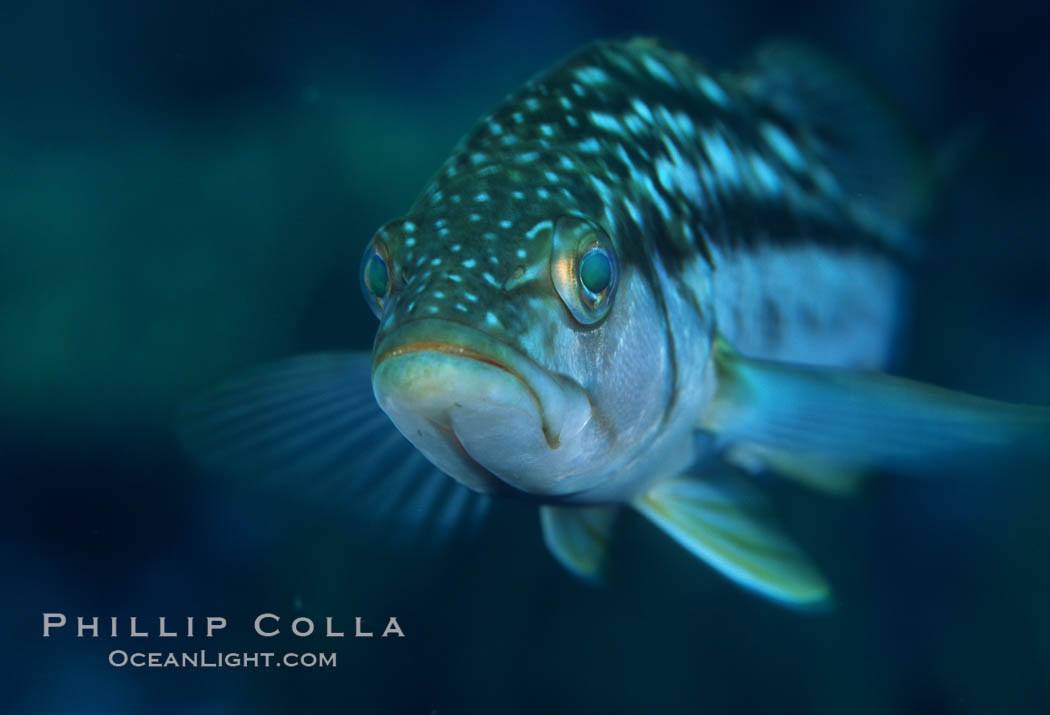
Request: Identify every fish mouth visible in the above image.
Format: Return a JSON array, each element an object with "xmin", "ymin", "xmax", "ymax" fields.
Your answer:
[
  {"xmin": 372, "ymin": 319, "xmax": 593, "ymax": 494},
  {"xmin": 376, "ymin": 340, "xmax": 530, "ymax": 409}
]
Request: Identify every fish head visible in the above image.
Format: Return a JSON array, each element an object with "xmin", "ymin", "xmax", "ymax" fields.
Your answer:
[{"xmin": 362, "ymin": 174, "xmax": 678, "ymax": 499}]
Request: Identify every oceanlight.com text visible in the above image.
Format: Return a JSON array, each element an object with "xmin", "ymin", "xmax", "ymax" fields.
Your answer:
[{"xmin": 108, "ymin": 650, "xmax": 337, "ymax": 669}]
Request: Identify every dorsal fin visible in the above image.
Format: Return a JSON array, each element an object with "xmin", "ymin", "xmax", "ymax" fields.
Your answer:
[{"xmin": 739, "ymin": 41, "xmax": 934, "ymax": 247}]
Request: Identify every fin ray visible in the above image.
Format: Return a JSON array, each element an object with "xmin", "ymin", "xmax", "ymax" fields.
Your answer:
[
  {"xmin": 178, "ymin": 352, "xmax": 489, "ymax": 542},
  {"xmin": 633, "ymin": 477, "xmax": 831, "ymax": 607}
]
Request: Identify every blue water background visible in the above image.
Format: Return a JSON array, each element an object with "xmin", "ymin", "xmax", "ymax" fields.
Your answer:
[{"xmin": 2, "ymin": 1, "xmax": 1049, "ymax": 713}]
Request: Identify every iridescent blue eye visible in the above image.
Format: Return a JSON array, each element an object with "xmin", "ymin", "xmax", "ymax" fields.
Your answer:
[
  {"xmin": 579, "ymin": 247, "xmax": 613, "ymax": 299},
  {"xmin": 366, "ymin": 254, "xmax": 389, "ymax": 298},
  {"xmin": 361, "ymin": 243, "xmax": 391, "ymax": 319}
]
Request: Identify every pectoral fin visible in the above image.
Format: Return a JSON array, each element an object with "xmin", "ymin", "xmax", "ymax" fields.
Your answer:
[
  {"xmin": 705, "ymin": 337, "xmax": 1050, "ymax": 474},
  {"xmin": 177, "ymin": 352, "xmax": 490, "ymax": 543},
  {"xmin": 633, "ymin": 477, "xmax": 831, "ymax": 607},
  {"xmin": 540, "ymin": 505, "xmax": 619, "ymax": 583}
]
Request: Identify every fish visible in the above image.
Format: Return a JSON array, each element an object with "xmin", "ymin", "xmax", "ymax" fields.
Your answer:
[{"xmin": 179, "ymin": 38, "xmax": 1050, "ymax": 608}]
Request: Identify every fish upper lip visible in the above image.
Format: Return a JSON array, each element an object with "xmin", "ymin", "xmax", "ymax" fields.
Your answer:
[
  {"xmin": 376, "ymin": 339, "xmax": 517, "ymax": 377},
  {"xmin": 373, "ymin": 318, "xmax": 592, "ymax": 450}
]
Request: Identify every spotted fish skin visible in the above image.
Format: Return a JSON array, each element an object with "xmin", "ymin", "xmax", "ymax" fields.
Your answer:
[{"xmin": 373, "ymin": 38, "xmax": 908, "ymax": 381}]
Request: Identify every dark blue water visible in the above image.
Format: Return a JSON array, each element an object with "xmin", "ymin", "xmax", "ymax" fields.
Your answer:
[{"xmin": 4, "ymin": 1, "xmax": 1050, "ymax": 713}]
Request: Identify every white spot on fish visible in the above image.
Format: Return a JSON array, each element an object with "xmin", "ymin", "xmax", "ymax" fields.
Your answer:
[
  {"xmin": 524, "ymin": 97, "xmax": 541, "ymax": 111},
  {"xmin": 589, "ymin": 111, "xmax": 623, "ymax": 134},
  {"xmin": 540, "ymin": 124, "xmax": 555, "ymax": 137},
  {"xmin": 451, "ymin": 244, "xmax": 462, "ymax": 252},
  {"xmin": 462, "ymin": 258, "xmax": 477, "ymax": 268},
  {"xmin": 447, "ymin": 273, "xmax": 463, "ymax": 283},
  {"xmin": 469, "ymin": 213, "xmax": 481, "ymax": 222},
  {"xmin": 544, "ymin": 171, "xmax": 560, "ymax": 183},
  {"xmin": 464, "ymin": 292, "xmax": 479, "ymax": 302},
  {"xmin": 485, "ymin": 311, "xmax": 503, "ymax": 329},
  {"xmin": 623, "ymin": 197, "xmax": 642, "ymax": 224},
  {"xmin": 698, "ymin": 75, "xmax": 729, "ymax": 107},
  {"xmin": 455, "ymin": 303, "xmax": 468, "ymax": 312},
  {"xmin": 590, "ymin": 175, "xmax": 613, "ymax": 204},
  {"xmin": 499, "ymin": 219, "xmax": 513, "ymax": 229},
  {"xmin": 559, "ymin": 96, "xmax": 572, "ymax": 110},
  {"xmin": 489, "ymin": 122, "xmax": 503, "ymax": 135},
  {"xmin": 482, "ymin": 272, "xmax": 500, "ymax": 287},
  {"xmin": 433, "ymin": 290, "xmax": 445, "ymax": 299},
  {"xmin": 577, "ymin": 137, "xmax": 602, "ymax": 152},
  {"xmin": 405, "ymin": 237, "xmax": 416, "ymax": 247},
  {"xmin": 641, "ymin": 173, "xmax": 671, "ymax": 220},
  {"xmin": 812, "ymin": 165, "xmax": 841, "ymax": 197},
  {"xmin": 516, "ymin": 152, "xmax": 540, "ymax": 164},
  {"xmin": 624, "ymin": 115, "xmax": 645, "ymax": 134},
  {"xmin": 475, "ymin": 192, "xmax": 490, "ymax": 202},
  {"xmin": 748, "ymin": 153, "xmax": 781, "ymax": 196},
  {"xmin": 673, "ymin": 111, "xmax": 696, "ymax": 138},
  {"xmin": 516, "ymin": 248, "xmax": 527, "ymax": 259},
  {"xmin": 642, "ymin": 55, "xmax": 677, "ymax": 86},
  {"xmin": 656, "ymin": 106, "xmax": 681, "ymax": 140},
  {"xmin": 571, "ymin": 83, "xmax": 585, "ymax": 97},
  {"xmin": 615, "ymin": 143, "xmax": 635, "ymax": 173},
  {"xmin": 431, "ymin": 257, "xmax": 442, "ymax": 266},
  {"xmin": 630, "ymin": 98, "xmax": 653, "ymax": 123},
  {"xmin": 761, "ymin": 122, "xmax": 805, "ymax": 171},
  {"xmin": 512, "ymin": 112, "xmax": 524, "ymax": 124},
  {"xmin": 575, "ymin": 66, "xmax": 610, "ymax": 85},
  {"xmin": 701, "ymin": 129, "xmax": 741, "ymax": 189},
  {"xmin": 403, "ymin": 221, "xmax": 416, "ymax": 232},
  {"xmin": 537, "ymin": 188, "xmax": 550, "ymax": 199},
  {"xmin": 438, "ymin": 227, "xmax": 450, "ymax": 236}
]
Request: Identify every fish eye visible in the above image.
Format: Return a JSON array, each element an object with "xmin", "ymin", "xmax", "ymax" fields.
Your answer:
[
  {"xmin": 361, "ymin": 240, "xmax": 392, "ymax": 319},
  {"xmin": 578, "ymin": 246, "xmax": 613, "ymax": 304},
  {"xmin": 551, "ymin": 215, "xmax": 618, "ymax": 325}
]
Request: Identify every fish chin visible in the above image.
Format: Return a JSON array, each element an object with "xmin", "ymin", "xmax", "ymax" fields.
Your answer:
[{"xmin": 372, "ymin": 320, "xmax": 596, "ymax": 496}]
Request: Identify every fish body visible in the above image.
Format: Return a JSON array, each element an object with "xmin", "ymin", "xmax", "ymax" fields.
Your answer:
[
  {"xmin": 181, "ymin": 39, "xmax": 1050, "ymax": 607},
  {"xmin": 371, "ymin": 39, "xmax": 902, "ymax": 503}
]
